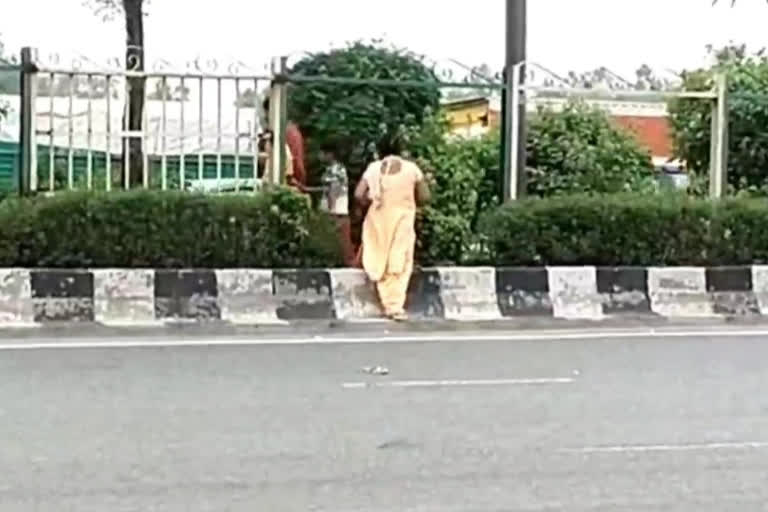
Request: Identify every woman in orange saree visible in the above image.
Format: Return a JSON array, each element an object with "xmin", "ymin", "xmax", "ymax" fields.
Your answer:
[{"xmin": 354, "ymin": 142, "xmax": 430, "ymax": 321}]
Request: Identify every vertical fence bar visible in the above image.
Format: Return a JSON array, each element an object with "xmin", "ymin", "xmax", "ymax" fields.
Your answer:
[
  {"xmin": 67, "ymin": 73, "xmax": 74, "ymax": 190},
  {"xmin": 268, "ymin": 82, "xmax": 282, "ymax": 185},
  {"xmin": 179, "ymin": 77, "xmax": 186, "ymax": 190},
  {"xmin": 105, "ymin": 75, "xmax": 112, "ymax": 191},
  {"xmin": 508, "ymin": 62, "xmax": 522, "ymax": 201},
  {"xmin": 48, "ymin": 72, "xmax": 55, "ymax": 192},
  {"xmin": 709, "ymin": 72, "xmax": 729, "ymax": 199},
  {"xmin": 142, "ymin": 87, "xmax": 149, "ymax": 189},
  {"xmin": 278, "ymin": 58, "xmax": 288, "ymax": 185},
  {"xmin": 198, "ymin": 77, "xmax": 204, "ymax": 182},
  {"xmin": 160, "ymin": 76, "xmax": 168, "ymax": 190},
  {"xmin": 234, "ymin": 78, "xmax": 241, "ymax": 192},
  {"xmin": 269, "ymin": 57, "xmax": 287, "ymax": 185},
  {"xmin": 19, "ymin": 47, "xmax": 38, "ymax": 195},
  {"xmin": 216, "ymin": 77, "xmax": 223, "ymax": 186},
  {"xmin": 123, "ymin": 79, "xmax": 131, "ymax": 190},
  {"xmin": 86, "ymin": 74, "xmax": 94, "ymax": 190}
]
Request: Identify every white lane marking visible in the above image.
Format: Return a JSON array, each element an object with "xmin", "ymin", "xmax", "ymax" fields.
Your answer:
[
  {"xmin": 563, "ymin": 441, "xmax": 768, "ymax": 454},
  {"xmin": 2, "ymin": 327, "xmax": 768, "ymax": 350},
  {"xmin": 342, "ymin": 378, "xmax": 575, "ymax": 389}
]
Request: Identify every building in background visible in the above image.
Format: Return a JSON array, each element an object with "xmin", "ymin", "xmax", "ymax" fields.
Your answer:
[{"xmin": 442, "ymin": 95, "xmax": 677, "ymax": 167}]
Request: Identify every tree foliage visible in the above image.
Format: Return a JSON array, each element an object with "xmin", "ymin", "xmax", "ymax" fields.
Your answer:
[
  {"xmin": 668, "ymin": 44, "xmax": 768, "ymax": 193},
  {"xmin": 405, "ymin": 101, "xmax": 655, "ymax": 264},
  {"xmin": 403, "ymin": 115, "xmax": 496, "ymax": 264},
  {"xmin": 526, "ymin": 102, "xmax": 655, "ymax": 196},
  {"xmin": 287, "ymin": 41, "xmax": 442, "ymax": 183}
]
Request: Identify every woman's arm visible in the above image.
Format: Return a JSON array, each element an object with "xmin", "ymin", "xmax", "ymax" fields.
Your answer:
[
  {"xmin": 354, "ymin": 176, "xmax": 370, "ymax": 205},
  {"xmin": 415, "ymin": 167, "xmax": 431, "ymax": 205}
]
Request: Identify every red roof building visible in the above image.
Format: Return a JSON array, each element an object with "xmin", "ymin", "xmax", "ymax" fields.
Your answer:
[{"xmin": 443, "ymin": 96, "xmax": 675, "ymax": 166}]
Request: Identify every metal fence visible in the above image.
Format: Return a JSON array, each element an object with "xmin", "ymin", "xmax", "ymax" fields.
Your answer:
[
  {"xmin": 0, "ymin": 61, "xmax": 21, "ymax": 192},
  {"xmin": 16, "ymin": 48, "xmax": 287, "ymax": 194},
  {"xmin": 10, "ymin": 49, "xmax": 732, "ymax": 200},
  {"xmin": 510, "ymin": 62, "xmax": 728, "ymax": 199}
]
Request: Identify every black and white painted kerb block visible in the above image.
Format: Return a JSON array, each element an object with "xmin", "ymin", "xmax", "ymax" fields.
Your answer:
[
  {"xmin": 496, "ymin": 268, "xmax": 552, "ymax": 317},
  {"xmin": 31, "ymin": 270, "xmax": 94, "ymax": 323},
  {"xmin": 706, "ymin": 266, "xmax": 760, "ymax": 316},
  {"xmin": 154, "ymin": 269, "xmax": 220, "ymax": 320},
  {"xmin": 93, "ymin": 270, "xmax": 155, "ymax": 325},
  {"xmin": 597, "ymin": 267, "xmax": 652, "ymax": 316},
  {"xmin": 2, "ymin": 266, "xmax": 768, "ymax": 326},
  {"xmin": 0, "ymin": 269, "xmax": 33, "ymax": 326},
  {"xmin": 273, "ymin": 270, "xmax": 335, "ymax": 320},
  {"xmin": 215, "ymin": 269, "xmax": 279, "ymax": 324}
]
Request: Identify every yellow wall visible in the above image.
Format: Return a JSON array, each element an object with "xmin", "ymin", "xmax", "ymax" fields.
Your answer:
[{"xmin": 444, "ymin": 103, "xmax": 489, "ymax": 131}]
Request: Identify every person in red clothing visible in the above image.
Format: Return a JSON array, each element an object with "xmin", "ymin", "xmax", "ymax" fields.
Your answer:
[{"xmin": 262, "ymin": 97, "xmax": 307, "ymax": 191}]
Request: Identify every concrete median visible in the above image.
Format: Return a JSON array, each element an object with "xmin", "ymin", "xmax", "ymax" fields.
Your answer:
[{"xmin": 0, "ymin": 266, "xmax": 764, "ymax": 327}]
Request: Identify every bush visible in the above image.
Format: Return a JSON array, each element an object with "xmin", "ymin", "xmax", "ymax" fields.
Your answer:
[
  {"xmin": 288, "ymin": 41, "xmax": 441, "ymax": 183},
  {"xmin": 403, "ymin": 115, "xmax": 498, "ymax": 264},
  {"xmin": 479, "ymin": 193, "xmax": 768, "ymax": 266},
  {"xmin": 405, "ymin": 101, "xmax": 655, "ymax": 265},
  {"xmin": 0, "ymin": 188, "xmax": 342, "ymax": 268},
  {"xmin": 526, "ymin": 102, "xmax": 655, "ymax": 196}
]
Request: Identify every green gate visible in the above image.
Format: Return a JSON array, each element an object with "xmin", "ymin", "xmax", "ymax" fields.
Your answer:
[{"xmin": 0, "ymin": 140, "xmax": 18, "ymax": 194}]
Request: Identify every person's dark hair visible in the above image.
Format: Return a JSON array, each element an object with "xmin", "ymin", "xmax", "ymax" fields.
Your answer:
[
  {"xmin": 318, "ymin": 139, "xmax": 340, "ymax": 156},
  {"xmin": 376, "ymin": 135, "xmax": 404, "ymax": 157},
  {"xmin": 257, "ymin": 130, "xmax": 273, "ymax": 153}
]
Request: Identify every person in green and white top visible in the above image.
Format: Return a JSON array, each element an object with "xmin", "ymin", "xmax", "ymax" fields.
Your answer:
[
  {"xmin": 320, "ymin": 161, "xmax": 348, "ymax": 215},
  {"xmin": 318, "ymin": 142, "xmax": 354, "ymax": 265}
]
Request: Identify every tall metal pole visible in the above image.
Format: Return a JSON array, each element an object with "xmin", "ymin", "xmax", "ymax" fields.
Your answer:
[
  {"xmin": 19, "ymin": 47, "xmax": 38, "ymax": 196},
  {"xmin": 501, "ymin": 0, "xmax": 526, "ymax": 201}
]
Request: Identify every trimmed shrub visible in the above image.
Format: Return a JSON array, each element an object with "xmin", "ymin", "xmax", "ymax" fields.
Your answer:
[
  {"xmin": 526, "ymin": 102, "xmax": 655, "ymax": 196},
  {"xmin": 0, "ymin": 188, "xmax": 342, "ymax": 268},
  {"xmin": 479, "ymin": 193, "xmax": 768, "ymax": 266}
]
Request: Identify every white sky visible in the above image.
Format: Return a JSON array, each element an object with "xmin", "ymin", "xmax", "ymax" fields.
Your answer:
[{"xmin": 2, "ymin": 0, "xmax": 768, "ymax": 79}]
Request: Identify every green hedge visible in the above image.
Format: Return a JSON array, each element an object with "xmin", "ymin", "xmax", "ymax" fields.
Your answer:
[
  {"xmin": 0, "ymin": 188, "xmax": 342, "ymax": 268},
  {"xmin": 479, "ymin": 194, "xmax": 768, "ymax": 266},
  {"xmin": 9, "ymin": 190, "xmax": 768, "ymax": 270}
]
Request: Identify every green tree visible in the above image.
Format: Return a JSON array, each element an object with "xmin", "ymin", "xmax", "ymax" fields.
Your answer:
[
  {"xmin": 286, "ymin": 41, "xmax": 441, "ymax": 183},
  {"xmin": 526, "ymin": 102, "xmax": 655, "ymax": 196},
  {"xmin": 404, "ymin": 114, "xmax": 494, "ymax": 264},
  {"xmin": 667, "ymin": 44, "xmax": 768, "ymax": 193},
  {"xmin": 407, "ymin": 101, "xmax": 655, "ymax": 264}
]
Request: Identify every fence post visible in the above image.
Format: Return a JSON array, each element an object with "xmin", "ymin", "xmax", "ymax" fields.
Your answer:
[
  {"xmin": 709, "ymin": 72, "xmax": 728, "ymax": 199},
  {"xmin": 18, "ymin": 47, "xmax": 38, "ymax": 195},
  {"xmin": 268, "ymin": 56, "xmax": 288, "ymax": 185},
  {"xmin": 508, "ymin": 61, "xmax": 525, "ymax": 201}
]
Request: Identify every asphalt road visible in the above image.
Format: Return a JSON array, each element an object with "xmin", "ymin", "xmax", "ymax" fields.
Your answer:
[{"xmin": 3, "ymin": 328, "xmax": 768, "ymax": 511}]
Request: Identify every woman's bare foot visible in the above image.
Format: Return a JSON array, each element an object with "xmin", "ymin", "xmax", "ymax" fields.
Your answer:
[{"xmin": 389, "ymin": 311, "xmax": 409, "ymax": 322}]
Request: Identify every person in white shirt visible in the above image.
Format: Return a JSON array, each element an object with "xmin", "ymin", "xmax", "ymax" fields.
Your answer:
[{"xmin": 318, "ymin": 142, "xmax": 355, "ymax": 266}]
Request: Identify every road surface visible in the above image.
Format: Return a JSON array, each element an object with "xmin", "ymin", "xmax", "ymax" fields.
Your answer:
[{"xmin": 3, "ymin": 328, "xmax": 768, "ymax": 511}]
